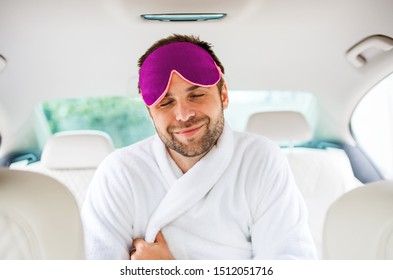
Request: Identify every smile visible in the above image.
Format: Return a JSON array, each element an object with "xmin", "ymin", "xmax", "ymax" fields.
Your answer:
[{"xmin": 174, "ymin": 124, "xmax": 204, "ymax": 138}]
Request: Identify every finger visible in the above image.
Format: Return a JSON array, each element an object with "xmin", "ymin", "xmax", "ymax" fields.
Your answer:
[
  {"xmin": 155, "ymin": 231, "xmax": 167, "ymax": 244},
  {"xmin": 129, "ymin": 247, "xmax": 136, "ymax": 259},
  {"xmin": 132, "ymin": 238, "xmax": 146, "ymax": 250},
  {"xmin": 130, "ymin": 250, "xmax": 139, "ymax": 260}
]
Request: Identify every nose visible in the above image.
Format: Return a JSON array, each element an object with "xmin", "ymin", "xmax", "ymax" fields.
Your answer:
[{"xmin": 174, "ymin": 100, "xmax": 195, "ymax": 122}]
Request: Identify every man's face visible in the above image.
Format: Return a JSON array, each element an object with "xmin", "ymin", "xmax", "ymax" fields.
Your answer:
[{"xmin": 148, "ymin": 72, "xmax": 229, "ymax": 158}]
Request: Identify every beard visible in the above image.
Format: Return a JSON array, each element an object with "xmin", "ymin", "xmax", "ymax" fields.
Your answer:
[{"xmin": 157, "ymin": 111, "xmax": 225, "ymax": 158}]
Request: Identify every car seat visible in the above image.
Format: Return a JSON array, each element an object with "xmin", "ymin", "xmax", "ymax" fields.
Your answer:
[{"xmin": 0, "ymin": 168, "xmax": 84, "ymax": 259}]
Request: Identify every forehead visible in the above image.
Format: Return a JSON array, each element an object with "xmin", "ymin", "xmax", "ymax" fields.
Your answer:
[
  {"xmin": 164, "ymin": 73, "xmax": 214, "ymax": 96},
  {"xmin": 167, "ymin": 72, "xmax": 198, "ymax": 89}
]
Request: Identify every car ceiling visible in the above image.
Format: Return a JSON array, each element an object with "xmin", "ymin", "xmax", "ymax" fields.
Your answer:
[{"xmin": 1, "ymin": 0, "xmax": 393, "ymax": 156}]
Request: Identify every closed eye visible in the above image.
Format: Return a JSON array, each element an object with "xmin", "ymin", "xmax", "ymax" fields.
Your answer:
[
  {"xmin": 190, "ymin": 93, "xmax": 205, "ymax": 99},
  {"xmin": 159, "ymin": 100, "xmax": 173, "ymax": 107}
]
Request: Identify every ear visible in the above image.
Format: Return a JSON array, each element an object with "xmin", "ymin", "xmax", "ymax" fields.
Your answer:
[{"xmin": 221, "ymin": 83, "xmax": 229, "ymax": 109}]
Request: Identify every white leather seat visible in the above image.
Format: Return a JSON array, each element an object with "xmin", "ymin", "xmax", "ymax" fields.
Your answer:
[
  {"xmin": 0, "ymin": 168, "xmax": 84, "ymax": 259},
  {"xmin": 18, "ymin": 130, "xmax": 114, "ymax": 208},
  {"xmin": 323, "ymin": 180, "xmax": 393, "ymax": 259},
  {"xmin": 246, "ymin": 111, "xmax": 361, "ymax": 258}
]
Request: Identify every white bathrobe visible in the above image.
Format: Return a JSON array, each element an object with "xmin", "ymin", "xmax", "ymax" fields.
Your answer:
[{"xmin": 81, "ymin": 124, "xmax": 317, "ymax": 259}]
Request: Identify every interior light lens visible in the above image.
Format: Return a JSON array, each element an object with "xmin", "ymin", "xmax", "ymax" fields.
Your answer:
[{"xmin": 141, "ymin": 13, "xmax": 227, "ymax": 22}]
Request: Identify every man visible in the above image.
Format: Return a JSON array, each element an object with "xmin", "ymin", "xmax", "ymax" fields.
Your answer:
[{"xmin": 81, "ymin": 34, "xmax": 317, "ymax": 260}]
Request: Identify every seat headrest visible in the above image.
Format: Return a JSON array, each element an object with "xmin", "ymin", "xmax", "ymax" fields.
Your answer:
[
  {"xmin": 323, "ymin": 180, "xmax": 393, "ymax": 259},
  {"xmin": 41, "ymin": 130, "xmax": 114, "ymax": 169},
  {"xmin": 246, "ymin": 111, "xmax": 312, "ymax": 144}
]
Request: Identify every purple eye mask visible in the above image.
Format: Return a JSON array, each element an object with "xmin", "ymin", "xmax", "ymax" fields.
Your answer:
[{"xmin": 139, "ymin": 42, "xmax": 221, "ymax": 107}]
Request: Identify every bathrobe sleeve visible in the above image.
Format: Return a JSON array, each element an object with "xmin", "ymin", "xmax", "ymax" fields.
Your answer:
[
  {"xmin": 81, "ymin": 153, "xmax": 135, "ymax": 260},
  {"xmin": 250, "ymin": 152, "xmax": 317, "ymax": 259}
]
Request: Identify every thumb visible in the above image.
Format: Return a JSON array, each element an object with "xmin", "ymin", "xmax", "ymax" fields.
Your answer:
[{"xmin": 155, "ymin": 231, "xmax": 167, "ymax": 244}]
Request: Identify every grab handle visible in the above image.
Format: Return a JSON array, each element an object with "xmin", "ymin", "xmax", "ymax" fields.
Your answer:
[{"xmin": 346, "ymin": 35, "xmax": 393, "ymax": 67}]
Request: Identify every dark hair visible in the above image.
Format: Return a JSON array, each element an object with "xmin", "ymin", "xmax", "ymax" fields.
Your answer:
[{"xmin": 138, "ymin": 34, "xmax": 225, "ymax": 93}]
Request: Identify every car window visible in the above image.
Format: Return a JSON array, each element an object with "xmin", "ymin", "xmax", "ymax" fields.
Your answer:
[
  {"xmin": 42, "ymin": 96, "xmax": 156, "ymax": 148},
  {"xmin": 351, "ymin": 72, "xmax": 393, "ymax": 180},
  {"xmin": 41, "ymin": 90, "xmax": 317, "ymax": 148},
  {"xmin": 225, "ymin": 90, "xmax": 317, "ymax": 132}
]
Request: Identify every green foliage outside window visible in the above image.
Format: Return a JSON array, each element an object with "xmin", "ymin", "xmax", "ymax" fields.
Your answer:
[{"xmin": 42, "ymin": 96, "xmax": 156, "ymax": 148}]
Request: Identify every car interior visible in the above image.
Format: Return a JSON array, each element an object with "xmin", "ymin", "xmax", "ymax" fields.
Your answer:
[{"xmin": 1, "ymin": 0, "xmax": 393, "ymax": 260}]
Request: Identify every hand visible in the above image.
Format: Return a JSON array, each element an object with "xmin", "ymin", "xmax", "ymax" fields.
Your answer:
[{"xmin": 130, "ymin": 231, "xmax": 174, "ymax": 260}]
